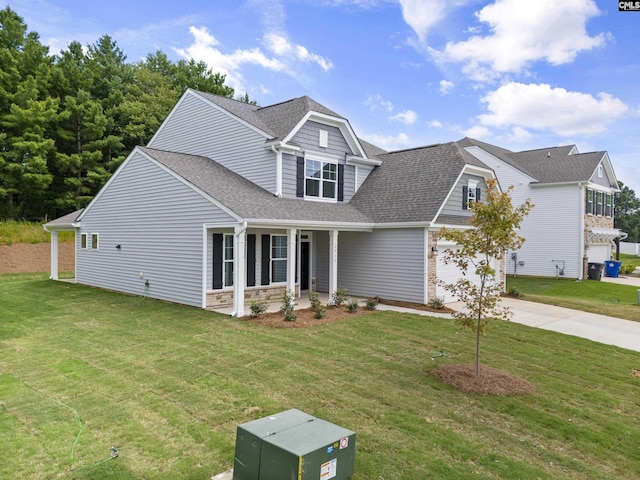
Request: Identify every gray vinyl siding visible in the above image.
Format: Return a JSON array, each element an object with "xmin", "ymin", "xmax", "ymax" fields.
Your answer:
[
  {"xmin": 338, "ymin": 229, "xmax": 425, "ymax": 303},
  {"xmin": 291, "ymin": 121, "xmax": 353, "ymax": 156},
  {"xmin": 440, "ymin": 174, "xmax": 488, "ymax": 218},
  {"xmin": 148, "ymin": 91, "xmax": 277, "ymax": 193},
  {"xmin": 314, "ymin": 231, "xmax": 329, "ymax": 292},
  {"xmin": 281, "ymin": 121, "xmax": 357, "ymax": 201},
  {"xmin": 589, "ymin": 163, "xmax": 612, "ymax": 188},
  {"xmin": 356, "ymin": 165, "xmax": 375, "ymax": 191},
  {"xmin": 281, "ymin": 153, "xmax": 297, "ymax": 198},
  {"xmin": 77, "ymin": 151, "xmax": 235, "ymax": 307}
]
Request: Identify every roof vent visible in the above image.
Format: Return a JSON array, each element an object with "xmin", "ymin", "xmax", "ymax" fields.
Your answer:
[{"xmin": 547, "ymin": 152, "xmax": 550, "ymax": 157}]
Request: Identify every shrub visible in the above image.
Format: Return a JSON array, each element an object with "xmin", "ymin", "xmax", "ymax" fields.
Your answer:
[
  {"xmin": 346, "ymin": 298, "xmax": 359, "ymax": 313},
  {"xmin": 331, "ymin": 287, "xmax": 348, "ymax": 306},
  {"xmin": 309, "ymin": 291, "xmax": 325, "ymax": 319},
  {"xmin": 281, "ymin": 290, "xmax": 297, "ymax": 322},
  {"xmin": 428, "ymin": 296, "xmax": 445, "ymax": 310},
  {"xmin": 249, "ymin": 299, "xmax": 268, "ymax": 317},
  {"xmin": 620, "ymin": 263, "xmax": 636, "ymax": 275},
  {"xmin": 507, "ymin": 286, "xmax": 521, "ymax": 298},
  {"xmin": 365, "ymin": 297, "xmax": 378, "ymax": 310}
]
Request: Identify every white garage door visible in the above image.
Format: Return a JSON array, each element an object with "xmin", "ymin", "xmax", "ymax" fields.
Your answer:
[
  {"xmin": 436, "ymin": 246, "xmax": 498, "ymax": 304},
  {"xmin": 587, "ymin": 244, "xmax": 610, "ymax": 263}
]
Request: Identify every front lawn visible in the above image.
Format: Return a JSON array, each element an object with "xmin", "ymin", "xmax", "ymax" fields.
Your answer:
[
  {"xmin": 1, "ymin": 274, "xmax": 639, "ymax": 479},
  {"xmin": 506, "ymin": 276, "xmax": 640, "ymax": 322}
]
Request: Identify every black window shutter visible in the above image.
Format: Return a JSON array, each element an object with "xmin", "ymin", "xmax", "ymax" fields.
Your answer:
[
  {"xmin": 261, "ymin": 235, "xmax": 270, "ymax": 285},
  {"xmin": 296, "ymin": 157, "xmax": 305, "ymax": 197},
  {"xmin": 338, "ymin": 164, "xmax": 344, "ymax": 202},
  {"xmin": 462, "ymin": 185, "xmax": 468, "ymax": 210},
  {"xmin": 475, "ymin": 187, "xmax": 481, "ymax": 203},
  {"xmin": 247, "ymin": 234, "xmax": 256, "ymax": 287},
  {"xmin": 212, "ymin": 234, "xmax": 223, "ymax": 290}
]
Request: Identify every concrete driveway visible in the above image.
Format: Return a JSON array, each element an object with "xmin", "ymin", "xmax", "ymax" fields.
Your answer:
[{"xmin": 444, "ymin": 274, "xmax": 640, "ymax": 353}]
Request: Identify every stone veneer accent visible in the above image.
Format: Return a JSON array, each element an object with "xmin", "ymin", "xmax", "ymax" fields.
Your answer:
[
  {"xmin": 427, "ymin": 230, "xmax": 439, "ymax": 302},
  {"xmin": 584, "ymin": 214, "xmax": 614, "ymax": 230},
  {"xmin": 207, "ymin": 284, "xmax": 301, "ymax": 308}
]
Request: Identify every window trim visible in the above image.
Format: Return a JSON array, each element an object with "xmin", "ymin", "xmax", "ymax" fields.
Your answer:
[
  {"xmin": 91, "ymin": 233, "xmax": 99, "ymax": 250},
  {"xmin": 304, "ymin": 154, "xmax": 340, "ymax": 202},
  {"xmin": 81, "ymin": 233, "xmax": 87, "ymax": 249},
  {"xmin": 270, "ymin": 234, "xmax": 288, "ymax": 284},
  {"xmin": 223, "ymin": 233, "xmax": 234, "ymax": 288}
]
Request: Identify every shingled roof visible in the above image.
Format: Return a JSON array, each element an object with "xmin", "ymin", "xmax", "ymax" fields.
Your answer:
[
  {"xmin": 458, "ymin": 137, "xmax": 607, "ymax": 184},
  {"xmin": 140, "ymin": 147, "xmax": 373, "ymax": 225},
  {"xmin": 195, "ymin": 90, "xmax": 343, "ymax": 142},
  {"xmin": 350, "ymin": 142, "xmax": 488, "ymax": 223}
]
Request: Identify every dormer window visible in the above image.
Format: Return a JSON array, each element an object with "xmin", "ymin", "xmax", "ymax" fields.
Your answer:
[
  {"xmin": 305, "ymin": 158, "xmax": 337, "ymax": 200},
  {"xmin": 462, "ymin": 181, "xmax": 480, "ymax": 210}
]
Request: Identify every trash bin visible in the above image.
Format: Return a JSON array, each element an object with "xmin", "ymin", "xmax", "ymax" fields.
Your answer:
[
  {"xmin": 605, "ymin": 260, "xmax": 622, "ymax": 278},
  {"xmin": 587, "ymin": 262, "xmax": 604, "ymax": 281}
]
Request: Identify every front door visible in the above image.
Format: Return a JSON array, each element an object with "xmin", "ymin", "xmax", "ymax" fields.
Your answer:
[{"xmin": 301, "ymin": 241, "xmax": 310, "ymax": 290}]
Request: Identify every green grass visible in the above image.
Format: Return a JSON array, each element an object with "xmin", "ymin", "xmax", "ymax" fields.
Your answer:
[
  {"xmin": 0, "ymin": 220, "xmax": 75, "ymax": 245},
  {"xmin": 2, "ymin": 274, "xmax": 640, "ymax": 479},
  {"xmin": 506, "ymin": 275, "xmax": 640, "ymax": 322}
]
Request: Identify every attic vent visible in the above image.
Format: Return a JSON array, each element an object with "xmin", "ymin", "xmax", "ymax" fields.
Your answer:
[
  {"xmin": 319, "ymin": 130, "xmax": 328, "ymax": 148},
  {"xmin": 547, "ymin": 152, "xmax": 550, "ymax": 157}
]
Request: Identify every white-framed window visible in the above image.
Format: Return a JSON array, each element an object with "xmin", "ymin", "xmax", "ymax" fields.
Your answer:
[
  {"xmin": 467, "ymin": 181, "xmax": 477, "ymax": 205},
  {"xmin": 81, "ymin": 233, "xmax": 87, "ymax": 249},
  {"xmin": 305, "ymin": 158, "xmax": 337, "ymax": 200},
  {"xmin": 271, "ymin": 235, "xmax": 287, "ymax": 283},
  {"xmin": 91, "ymin": 233, "xmax": 99, "ymax": 250},
  {"xmin": 224, "ymin": 234, "xmax": 233, "ymax": 287}
]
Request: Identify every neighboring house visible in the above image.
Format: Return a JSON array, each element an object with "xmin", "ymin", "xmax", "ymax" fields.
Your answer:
[
  {"xmin": 459, "ymin": 137, "xmax": 622, "ymax": 280},
  {"xmin": 44, "ymin": 89, "xmax": 501, "ymax": 314}
]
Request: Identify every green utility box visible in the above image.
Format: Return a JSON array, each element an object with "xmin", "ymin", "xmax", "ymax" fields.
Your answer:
[{"xmin": 233, "ymin": 409, "xmax": 356, "ymax": 480}]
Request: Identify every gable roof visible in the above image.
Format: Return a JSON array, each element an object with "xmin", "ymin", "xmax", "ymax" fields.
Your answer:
[
  {"xmin": 195, "ymin": 90, "xmax": 343, "ymax": 142},
  {"xmin": 139, "ymin": 147, "xmax": 373, "ymax": 225},
  {"xmin": 350, "ymin": 142, "xmax": 491, "ymax": 223},
  {"xmin": 459, "ymin": 137, "xmax": 611, "ymax": 185}
]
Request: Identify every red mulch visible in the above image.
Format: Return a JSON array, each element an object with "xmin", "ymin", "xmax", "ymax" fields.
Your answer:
[{"xmin": 431, "ymin": 363, "xmax": 535, "ymax": 396}]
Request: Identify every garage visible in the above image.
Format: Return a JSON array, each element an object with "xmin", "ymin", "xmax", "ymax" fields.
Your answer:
[{"xmin": 436, "ymin": 244, "xmax": 498, "ymax": 303}]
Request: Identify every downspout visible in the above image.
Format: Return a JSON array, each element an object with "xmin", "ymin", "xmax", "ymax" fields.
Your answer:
[
  {"xmin": 579, "ymin": 182, "xmax": 586, "ymax": 280},
  {"xmin": 230, "ymin": 221, "xmax": 248, "ymax": 317},
  {"xmin": 271, "ymin": 145, "xmax": 283, "ymax": 197}
]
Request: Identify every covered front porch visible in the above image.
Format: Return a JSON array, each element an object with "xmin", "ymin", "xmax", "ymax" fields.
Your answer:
[{"xmin": 203, "ymin": 221, "xmax": 372, "ymax": 316}]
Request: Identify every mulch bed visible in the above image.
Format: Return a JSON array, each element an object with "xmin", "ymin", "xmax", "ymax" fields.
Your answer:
[
  {"xmin": 244, "ymin": 305, "xmax": 378, "ymax": 328},
  {"xmin": 431, "ymin": 363, "xmax": 535, "ymax": 396}
]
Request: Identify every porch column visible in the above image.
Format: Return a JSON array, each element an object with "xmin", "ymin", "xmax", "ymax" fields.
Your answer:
[
  {"xmin": 329, "ymin": 229, "xmax": 338, "ymax": 298},
  {"xmin": 287, "ymin": 228, "xmax": 297, "ymax": 295},
  {"xmin": 50, "ymin": 230, "xmax": 59, "ymax": 280},
  {"xmin": 233, "ymin": 224, "xmax": 247, "ymax": 317}
]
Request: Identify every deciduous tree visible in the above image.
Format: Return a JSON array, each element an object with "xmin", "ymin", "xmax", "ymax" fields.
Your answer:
[{"xmin": 439, "ymin": 179, "xmax": 533, "ymax": 376}]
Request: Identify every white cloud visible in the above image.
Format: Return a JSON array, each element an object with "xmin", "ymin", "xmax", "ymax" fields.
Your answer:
[
  {"xmin": 477, "ymin": 82, "xmax": 630, "ymax": 137},
  {"xmin": 174, "ymin": 25, "xmax": 333, "ymax": 94},
  {"xmin": 463, "ymin": 125, "xmax": 493, "ymax": 139},
  {"xmin": 363, "ymin": 132, "xmax": 411, "ymax": 151},
  {"xmin": 428, "ymin": 120, "xmax": 443, "ymax": 128},
  {"xmin": 390, "ymin": 109, "xmax": 418, "ymax": 125},
  {"xmin": 439, "ymin": 79, "xmax": 454, "ymax": 95},
  {"xmin": 263, "ymin": 33, "xmax": 333, "ymax": 71},
  {"xmin": 364, "ymin": 94, "xmax": 394, "ymax": 112},
  {"xmin": 397, "ymin": 0, "xmax": 450, "ymax": 42},
  {"xmin": 431, "ymin": 0, "xmax": 607, "ymax": 81},
  {"xmin": 506, "ymin": 126, "xmax": 533, "ymax": 143}
]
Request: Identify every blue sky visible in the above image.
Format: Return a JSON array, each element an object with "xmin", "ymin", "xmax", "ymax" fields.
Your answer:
[{"xmin": 4, "ymin": 0, "xmax": 640, "ymax": 194}]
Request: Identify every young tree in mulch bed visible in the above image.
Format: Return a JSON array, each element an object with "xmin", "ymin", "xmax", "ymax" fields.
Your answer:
[{"xmin": 437, "ymin": 179, "xmax": 533, "ymax": 393}]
